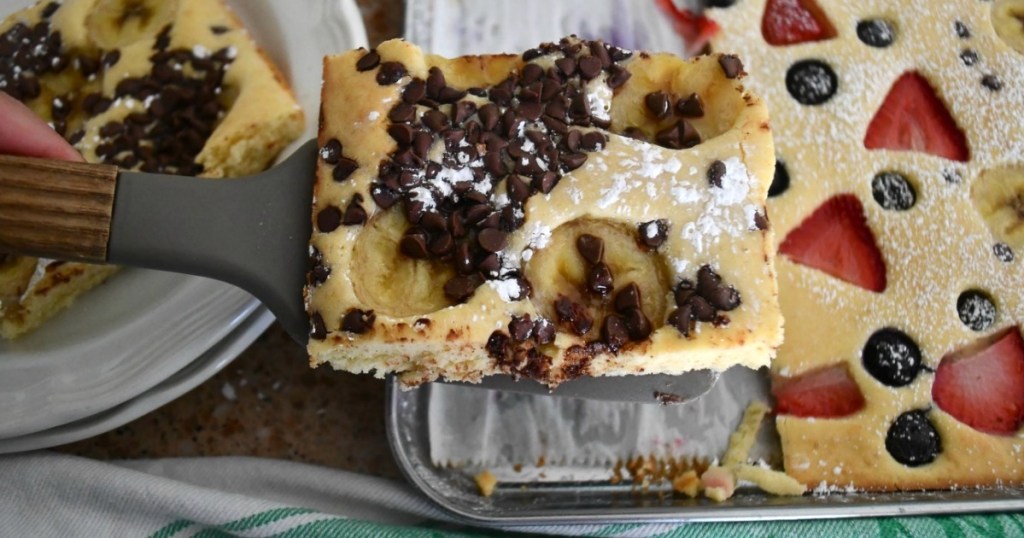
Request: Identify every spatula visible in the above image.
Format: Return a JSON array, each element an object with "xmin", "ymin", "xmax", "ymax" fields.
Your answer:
[{"xmin": 0, "ymin": 141, "xmax": 718, "ymax": 404}]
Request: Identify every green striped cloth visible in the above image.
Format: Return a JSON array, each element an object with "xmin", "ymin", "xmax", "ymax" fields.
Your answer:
[{"xmin": 1, "ymin": 452, "xmax": 1022, "ymax": 537}]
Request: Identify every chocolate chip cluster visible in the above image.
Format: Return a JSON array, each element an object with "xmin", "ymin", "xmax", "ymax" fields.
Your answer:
[
  {"xmin": 668, "ymin": 265, "xmax": 741, "ymax": 337},
  {"xmin": 93, "ymin": 26, "xmax": 234, "ymax": 176},
  {"xmin": 0, "ymin": 3, "xmax": 63, "ymax": 104},
  {"xmin": 317, "ymin": 37, "xmax": 639, "ymax": 314},
  {"xmin": 0, "ymin": 4, "xmax": 233, "ymax": 176}
]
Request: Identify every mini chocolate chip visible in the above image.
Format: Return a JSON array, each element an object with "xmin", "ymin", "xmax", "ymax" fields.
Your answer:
[
  {"xmin": 320, "ymin": 138, "xmax": 342, "ymax": 164},
  {"xmin": 507, "ymin": 174, "xmax": 531, "ymax": 203},
  {"xmin": 708, "ymin": 285, "xmax": 741, "ymax": 311},
  {"xmin": 210, "ymin": 25, "xmax": 229, "ymax": 35},
  {"xmin": 645, "ymin": 91, "xmax": 671, "ymax": 118},
  {"xmin": 575, "ymin": 234, "xmax": 604, "ymax": 265},
  {"xmin": 316, "ymin": 205, "xmax": 342, "ymax": 232},
  {"xmin": 310, "ymin": 312, "xmax": 326, "ymax": 340},
  {"xmin": 561, "ymin": 152, "xmax": 587, "ymax": 171},
  {"xmin": 399, "ymin": 232, "xmax": 429, "ymax": 259},
  {"xmin": 668, "ymin": 305, "xmax": 695, "ymax": 337},
  {"xmin": 41, "ymin": 2, "xmax": 59, "ymax": 17},
  {"xmin": 444, "ymin": 273, "xmax": 483, "ymax": 302},
  {"xmin": 554, "ymin": 296, "xmax": 593, "ymax": 336},
  {"xmin": 486, "ymin": 330, "xmax": 510, "ymax": 360},
  {"xmin": 622, "ymin": 307, "xmax": 652, "ymax": 340},
  {"xmin": 613, "ymin": 283, "xmax": 643, "ymax": 313},
  {"xmin": 555, "ymin": 57, "xmax": 577, "ymax": 77},
  {"xmin": 982, "ymin": 74, "xmax": 1002, "ymax": 91},
  {"xmin": 387, "ymin": 124, "xmax": 414, "ymax": 147},
  {"xmin": 376, "ymin": 61, "xmax": 407, "ymax": 85},
  {"xmin": 509, "ymin": 315, "xmax": 534, "ymax": 342},
  {"xmin": 957, "ymin": 289, "xmax": 997, "ymax": 331},
  {"xmin": 580, "ymin": 131, "xmax": 607, "ymax": 151},
  {"xmin": 478, "ymin": 228, "xmax": 508, "ymax": 252},
  {"xmin": 438, "ymin": 86, "xmax": 467, "ymax": 103},
  {"xmin": 533, "ymin": 171, "xmax": 559, "ymax": 193},
  {"xmin": 994, "ymin": 242, "xmax": 1015, "ymax": 262},
  {"xmin": 602, "ymin": 314, "xmax": 629, "ymax": 350},
  {"xmin": 356, "ymin": 49, "xmax": 381, "ymax": 71},
  {"xmin": 342, "ymin": 199, "xmax": 368, "ymax": 225},
  {"xmin": 388, "ymin": 102, "xmax": 416, "ymax": 123},
  {"xmin": 606, "ymin": 65, "xmax": 631, "ymax": 89},
  {"xmin": 655, "ymin": 120, "xmax": 700, "ymax": 149},
  {"xmin": 696, "ymin": 265, "xmax": 722, "ymax": 297},
  {"xmin": 413, "ymin": 131, "xmax": 433, "ymax": 159},
  {"xmin": 333, "ymin": 157, "xmax": 359, "ymax": 182},
  {"xmin": 533, "ymin": 319, "xmax": 556, "ymax": 344},
  {"xmin": 857, "ymin": 19, "xmax": 895, "ymax": 48},
  {"xmin": 578, "ymin": 55, "xmax": 603, "ymax": 80},
  {"xmin": 872, "ymin": 171, "xmax": 916, "ymax": 210},
  {"xmin": 718, "ymin": 54, "xmax": 744, "ymax": 78},
  {"xmin": 370, "ymin": 185, "xmax": 400, "ymax": 209},
  {"xmin": 638, "ymin": 219, "xmax": 669, "ymax": 248},
  {"xmin": 403, "ymin": 78, "xmax": 426, "ymax": 103},
  {"xmin": 689, "ymin": 295, "xmax": 716, "ymax": 322},
  {"xmin": 960, "ymin": 49, "xmax": 979, "ymax": 66},
  {"xmin": 342, "ymin": 309, "xmax": 375, "ymax": 333},
  {"xmin": 522, "ymin": 62, "xmax": 544, "ymax": 84},
  {"xmin": 428, "ymin": 232, "xmax": 454, "ymax": 256},
  {"xmin": 478, "ymin": 252, "xmax": 501, "ymax": 275},
  {"xmin": 754, "ymin": 210, "xmax": 769, "ymax": 231},
  {"xmin": 590, "ymin": 41, "xmax": 612, "ymax": 68},
  {"xmin": 675, "ymin": 93, "xmax": 704, "ymax": 118},
  {"xmin": 103, "ymin": 49, "xmax": 121, "ymax": 67},
  {"xmin": 426, "ymin": 66, "xmax": 446, "ymax": 99},
  {"xmin": 588, "ymin": 263, "xmax": 614, "ymax": 296},
  {"xmin": 954, "ymin": 21, "xmax": 970, "ymax": 39},
  {"xmin": 522, "ymin": 47, "xmax": 546, "ymax": 61},
  {"xmin": 452, "ymin": 101, "xmax": 477, "ymax": 124},
  {"xmin": 674, "ymin": 279, "xmax": 696, "ymax": 306},
  {"xmin": 707, "ymin": 160, "xmax": 726, "ymax": 187},
  {"xmin": 786, "ymin": 59, "xmax": 838, "ymax": 105},
  {"xmin": 422, "ymin": 109, "xmax": 450, "ymax": 132},
  {"xmin": 420, "ymin": 211, "xmax": 447, "ymax": 232}
]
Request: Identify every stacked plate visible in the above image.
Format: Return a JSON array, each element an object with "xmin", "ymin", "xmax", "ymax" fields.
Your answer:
[{"xmin": 0, "ymin": 0, "xmax": 367, "ymax": 453}]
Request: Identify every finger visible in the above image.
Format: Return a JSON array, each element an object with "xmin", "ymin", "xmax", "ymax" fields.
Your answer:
[{"xmin": 0, "ymin": 92, "xmax": 83, "ymax": 162}]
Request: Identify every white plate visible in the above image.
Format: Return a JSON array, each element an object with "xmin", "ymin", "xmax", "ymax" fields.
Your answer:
[
  {"xmin": 0, "ymin": 0, "xmax": 368, "ymax": 439},
  {"xmin": 0, "ymin": 307, "xmax": 274, "ymax": 453}
]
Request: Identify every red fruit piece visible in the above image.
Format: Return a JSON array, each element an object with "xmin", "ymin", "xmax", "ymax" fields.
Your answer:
[
  {"xmin": 773, "ymin": 363, "xmax": 866, "ymax": 418},
  {"xmin": 761, "ymin": 0, "xmax": 837, "ymax": 46},
  {"xmin": 779, "ymin": 194, "xmax": 887, "ymax": 293},
  {"xmin": 864, "ymin": 72, "xmax": 970, "ymax": 162},
  {"xmin": 932, "ymin": 327, "xmax": 1024, "ymax": 435},
  {"xmin": 656, "ymin": 0, "xmax": 721, "ymax": 57}
]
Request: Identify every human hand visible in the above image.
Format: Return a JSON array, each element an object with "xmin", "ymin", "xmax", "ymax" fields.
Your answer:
[{"xmin": 0, "ymin": 92, "xmax": 82, "ymax": 162}]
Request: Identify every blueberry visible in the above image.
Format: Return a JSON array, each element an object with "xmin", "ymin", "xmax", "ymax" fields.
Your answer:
[
  {"xmin": 786, "ymin": 59, "xmax": 838, "ymax": 105},
  {"xmin": 857, "ymin": 19, "xmax": 895, "ymax": 48},
  {"xmin": 769, "ymin": 158, "xmax": 790, "ymax": 197},
  {"xmin": 957, "ymin": 290, "xmax": 996, "ymax": 332},
  {"xmin": 994, "ymin": 242, "xmax": 1015, "ymax": 263},
  {"xmin": 886, "ymin": 410, "xmax": 941, "ymax": 467},
  {"xmin": 871, "ymin": 171, "xmax": 916, "ymax": 210},
  {"xmin": 862, "ymin": 328, "xmax": 922, "ymax": 387}
]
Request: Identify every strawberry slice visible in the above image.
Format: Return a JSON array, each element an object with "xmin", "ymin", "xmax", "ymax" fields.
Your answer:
[
  {"xmin": 864, "ymin": 72, "xmax": 970, "ymax": 162},
  {"xmin": 656, "ymin": 0, "xmax": 720, "ymax": 56},
  {"xmin": 932, "ymin": 327, "xmax": 1024, "ymax": 435},
  {"xmin": 761, "ymin": 0, "xmax": 837, "ymax": 46},
  {"xmin": 779, "ymin": 194, "xmax": 887, "ymax": 292},
  {"xmin": 773, "ymin": 363, "xmax": 866, "ymax": 418}
]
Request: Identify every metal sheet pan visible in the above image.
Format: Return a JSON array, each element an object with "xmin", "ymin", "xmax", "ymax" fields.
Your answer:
[{"xmin": 387, "ymin": 378, "xmax": 1024, "ymax": 525}]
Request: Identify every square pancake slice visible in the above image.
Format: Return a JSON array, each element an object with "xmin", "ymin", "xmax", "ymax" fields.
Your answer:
[
  {"xmin": 710, "ymin": 0, "xmax": 1024, "ymax": 490},
  {"xmin": 306, "ymin": 37, "xmax": 782, "ymax": 387}
]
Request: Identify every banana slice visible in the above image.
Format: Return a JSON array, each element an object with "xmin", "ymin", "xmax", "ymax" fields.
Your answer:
[
  {"xmin": 525, "ymin": 217, "xmax": 670, "ymax": 338},
  {"xmin": 86, "ymin": 0, "xmax": 179, "ymax": 50},
  {"xmin": 350, "ymin": 208, "xmax": 455, "ymax": 318},
  {"xmin": 993, "ymin": 0, "xmax": 1024, "ymax": 54},
  {"xmin": 972, "ymin": 165, "xmax": 1024, "ymax": 251}
]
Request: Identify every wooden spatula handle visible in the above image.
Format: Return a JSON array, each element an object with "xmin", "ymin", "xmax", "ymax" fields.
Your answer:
[{"xmin": 0, "ymin": 155, "xmax": 118, "ymax": 262}]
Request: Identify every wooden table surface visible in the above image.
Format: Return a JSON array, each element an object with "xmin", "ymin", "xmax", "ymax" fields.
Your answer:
[{"xmin": 56, "ymin": 0, "xmax": 407, "ymax": 480}]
